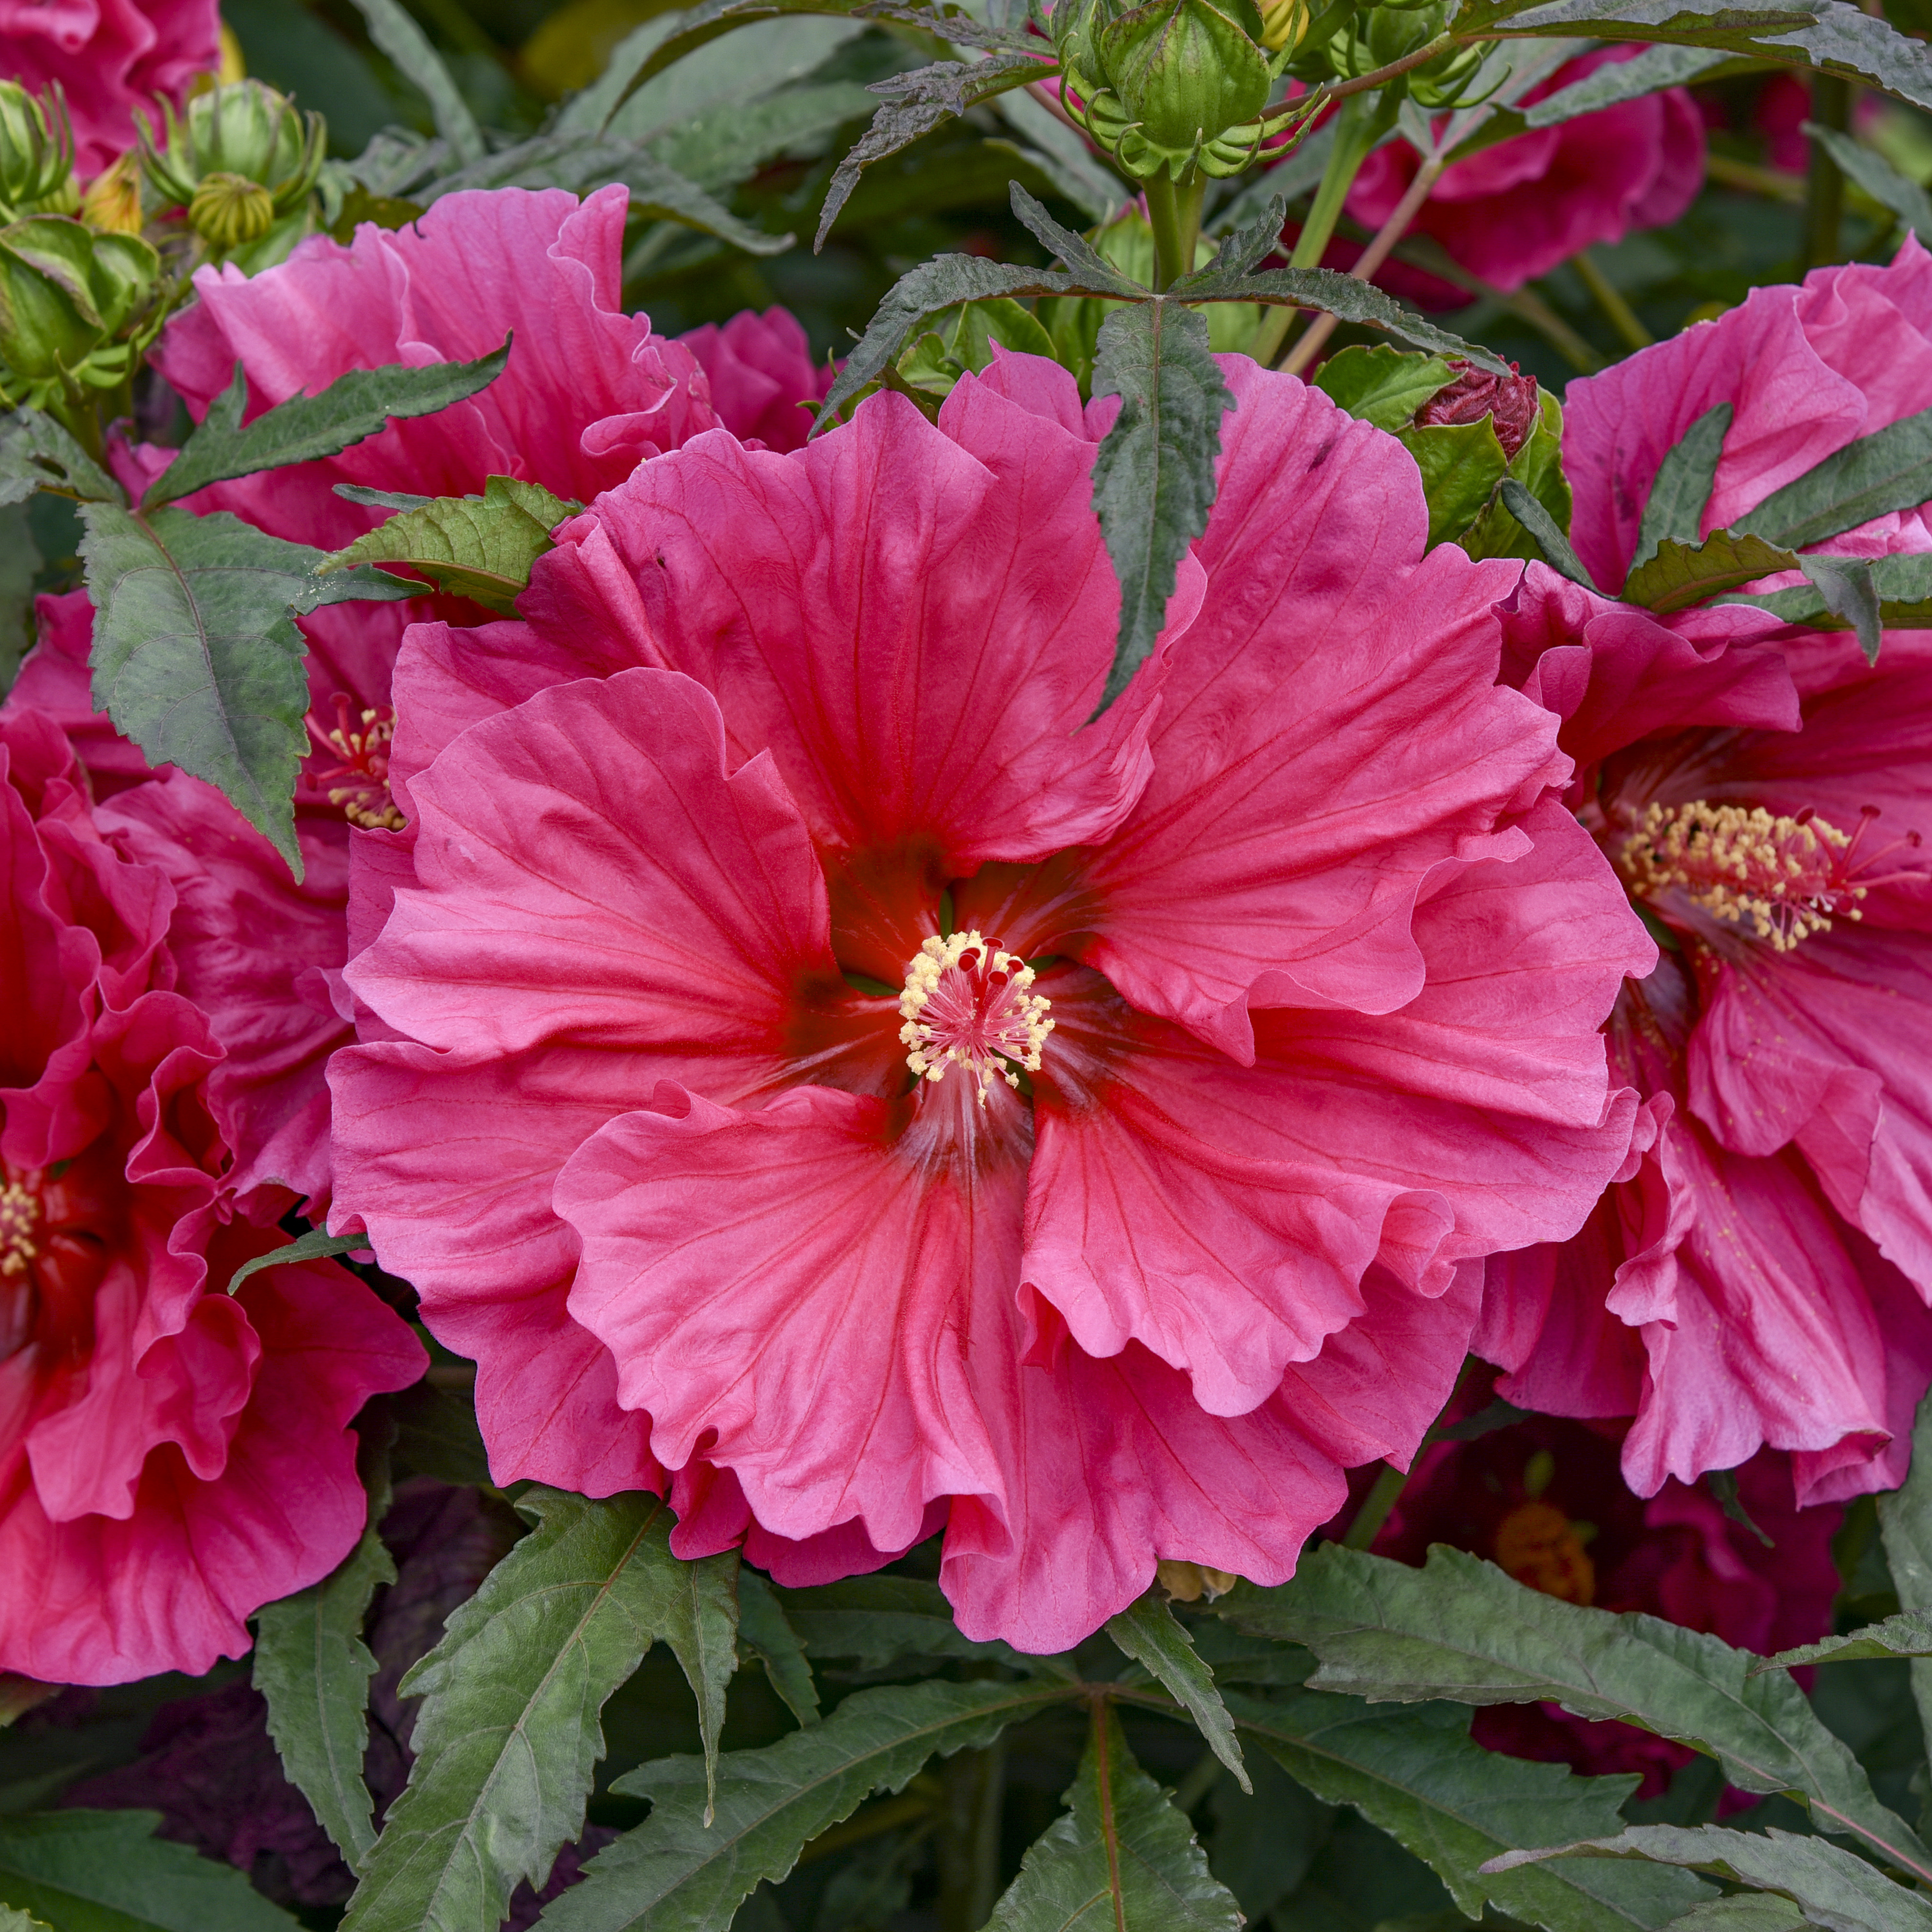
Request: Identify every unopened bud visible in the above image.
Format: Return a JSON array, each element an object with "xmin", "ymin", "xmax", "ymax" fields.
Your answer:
[
  {"xmin": 0, "ymin": 216, "xmax": 158, "ymax": 407},
  {"xmin": 190, "ymin": 171, "xmax": 276, "ymax": 247},
  {"xmin": 141, "ymin": 78, "xmax": 324, "ymax": 250},
  {"xmin": 1100, "ymin": 0, "xmax": 1273, "ymax": 162},
  {"xmin": 0, "ymin": 82, "xmax": 78, "ymax": 225},
  {"xmin": 1156, "ymin": 1560, "xmax": 1240, "ymax": 1602},
  {"xmin": 1415, "ymin": 357, "xmax": 1539, "ymax": 460},
  {"xmin": 1259, "ymin": 0, "xmax": 1309, "ymax": 53},
  {"xmin": 80, "ymin": 152, "xmax": 144, "ymax": 236}
]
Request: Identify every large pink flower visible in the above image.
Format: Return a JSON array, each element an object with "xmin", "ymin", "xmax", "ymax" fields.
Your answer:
[
  {"xmin": 0, "ymin": 0, "xmax": 218, "ymax": 178},
  {"xmin": 1347, "ymin": 46, "xmax": 1705, "ymax": 297},
  {"xmin": 679, "ymin": 307, "xmax": 831, "ymax": 454},
  {"xmin": 1477, "ymin": 246, "xmax": 1932, "ymax": 1498},
  {"xmin": 0, "ymin": 703, "xmax": 423, "ymax": 1684},
  {"xmin": 329, "ymin": 351, "xmax": 1650, "ymax": 1651}
]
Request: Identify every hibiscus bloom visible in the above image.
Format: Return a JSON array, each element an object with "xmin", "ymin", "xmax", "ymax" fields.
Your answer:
[
  {"xmin": 0, "ymin": 0, "xmax": 219, "ymax": 178},
  {"xmin": 0, "ymin": 703, "xmax": 422, "ymax": 1684},
  {"xmin": 1477, "ymin": 243, "xmax": 1932, "ymax": 1499},
  {"xmin": 1346, "ymin": 45, "xmax": 1706, "ymax": 299},
  {"xmin": 680, "ymin": 307, "xmax": 832, "ymax": 454},
  {"xmin": 329, "ymin": 351, "xmax": 1651, "ymax": 1651}
]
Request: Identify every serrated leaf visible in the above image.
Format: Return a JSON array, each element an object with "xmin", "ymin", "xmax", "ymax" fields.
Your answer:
[
  {"xmin": 1663, "ymin": 1898, "xmax": 1809, "ymax": 1932},
  {"xmin": 1090, "ymin": 298, "xmax": 1233, "ymax": 708},
  {"xmin": 1736, "ymin": 402, "xmax": 1932, "ymax": 551},
  {"xmin": 81, "ymin": 506, "xmax": 405, "ymax": 877},
  {"xmin": 1220, "ymin": 1544, "xmax": 1932, "ymax": 1883},
  {"xmin": 990, "ymin": 89, "xmax": 1130, "ymax": 225},
  {"xmin": 536, "ymin": 1678, "xmax": 1072, "ymax": 1932},
  {"xmin": 145, "ymin": 344, "xmax": 512, "ymax": 511},
  {"xmin": 1520, "ymin": 42, "xmax": 1729, "ymax": 123},
  {"xmin": 1621, "ymin": 528, "xmax": 1800, "ymax": 614},
  {"xmin": 1203, "ymin": 192, "xmax": 1290, "ymax": 282},
  {"xmin": 735, "ymin": 1568, "xmax": 819, "ymax": 1727},
  {"xmin": 1805, "ymin": 121, "xmax": 1932, "ymax": 241},
  {"xmin": 662, "ymin": 1545, "xmax": 740, "ymax": 1823},
  {"xmin": 1721, "ymin": 545, "xmax": 1932, "ymax": 626},
  {"xmin": 986, "ymin": 1706, "xmax": 1240, "ymax": 1931},
  {"xmin": 1484, "ymin": 1825, "xmax": 1932, "ymax": 1932},
  {"xmin": 254, "ymin": 1458, "xmax": 395, "ymax": 1868},
  {"xmin": 1801, "ymin": 553, "xmax": 1883, "ymax": 662},
  {"xmin": 347, "ymin": 0, "xmax": 484, "ymax": 166},
  {"xmin": 0, "ymin": 1811, "xmax": 300, "ymax": 1932},
  {"xmin": 774, "ymin": 1576, "xmax": 1040, "ymax": 1674},
  {"xmin": 652, "ymin": 82, "xmax": 877, "ymax": 193},
  {"xmin": 1398, "ymin": 419, "xmax": 1510, "ymax": 551},
  {"xmin": 335, "ymin": 484, "xmax": 434, "ymax": 512},
  {"xmin": 1106, "ymin": 1592, "xmax": 1248, "ymax": 1792},
  {"xmin": 1009, "ymin": 181, "xmax": 1146, "ymax": 294},
  {"xmin": 319, "ymin": 476, "xmax": 577, "ymax": 615},
  {"xmin": 1749, "ymin": 1611, "xmax": 1932, "ymax": 1672},
  {"xmin": 1631, "ymin": 402, "xmax": 1732, "ymax": 574},
  {"xmin": 1194, "ymin": 1679, "xmax": 1712, "ymax": 1931},
  {"xmin": 1313, "ymin": 344, "xmax": 1456, "ymax": 432},
  {"xmin": 1498, "ymin": 475, "xmax": 1598, "ymax": 587},
  {"xmin": 228, "ymin": 1227, "xmax": 370, "ymax": 1294},
  {"xmin": 816, "ymin": 51, "xmax": 1050, "ymax": 246},
  {"xmin": 341, "ymin": 1490, "xmax": 739, "ymax": 1932},
  {"xmin": 0, "ymin": 407, "xmax": 121, "ymax": 506},
  {"xmin": 1878, "ymin": 1388, "xmax": 1932, "ymax": 1823}
]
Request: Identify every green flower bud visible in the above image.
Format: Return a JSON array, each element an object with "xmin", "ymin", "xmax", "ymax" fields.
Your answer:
[
  {"xmin": 0, "ymin": 83, "xmax": 79, "ymax": 225},
  {"xmin": 189, "ymin": 171, "xmax": 276, "ymax": 249},
  {"xmin": 1097, "ymin": 0, "xmax": 1272, "ymax": 160},
  {"xmin": 141, "ymin": 79, "xmax": 324, "ymax": 251},
  {"xmin": 0, "ymin": 215, "xmax": 158, "ymax": 410}
]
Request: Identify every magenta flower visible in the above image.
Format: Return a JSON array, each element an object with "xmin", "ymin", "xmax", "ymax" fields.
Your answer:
[
  {"xmin": 0, "ymin": 704, "xmax": 423, "ymax": 1684},
  {"xmin": 0, "ymin": 0, "xmax": 218, "ymax": 178},
  {"xmin": 329, "ymin": 352, "xmax": 1649, "ymax": 1650},
  {"xmin": 679, "ymin": 307, "xmax": 831, "ymax": 454},
  {"xmin": 1347, "ymin": 46, "xmax": 1705, "ymax": 297}
]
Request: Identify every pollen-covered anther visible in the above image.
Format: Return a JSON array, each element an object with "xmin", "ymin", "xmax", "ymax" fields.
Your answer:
[
  {"xmin": 1618, "ymin": 799, "xmax": 1862, "ymax": 952},
  {"xmin": 306, "ymin": 695, "xmax": 405, "ymax": 832},
  {"xmin": 0, "ymin": 1181, "xmax": 37, "ymax": 1279},
  {"xmin": 898, "ymin": 929, "xmax": 1053, "ymax": 1105}
]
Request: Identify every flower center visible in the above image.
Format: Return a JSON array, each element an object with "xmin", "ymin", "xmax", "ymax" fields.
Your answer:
[
  {"xmin": 1617, "ymin": 799, "xmax": 1879, "ymax": 954},
  {"xmin": 898, "ymin": 930, "xmax": 1053, "ymax": 1105},
  {"xmin": 1493, "ymin": 1500, "xmax": 1596, "ymax": 1606},
  {"xmin": 306, "ymin": 696, "xmax": 404, "ymax": 831},
  {"xmin": 0, "ymin": 1181, "xmax": 37, "ymax": 1279}
]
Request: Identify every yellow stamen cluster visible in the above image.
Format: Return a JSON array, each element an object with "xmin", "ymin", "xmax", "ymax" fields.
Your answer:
[
  {"xmin": 0, "ymin": 1182, "xmax": 37, "ymax": 1279},
  {"xmin": 899, "ymin": 929, "xmax": 1053, "ymax": 1105},
  {"xmin": 318, "ymin": 706, "xmax": 405, "ymax": 832},
  {"xmin": 1618, "ymin": 799, "xmax": 1861, "ymax": 953}
]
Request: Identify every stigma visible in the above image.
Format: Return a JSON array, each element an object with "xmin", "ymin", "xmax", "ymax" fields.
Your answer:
[
  {"xmin": 306, "ymin": 696, "xmax": 405, "ymax": 831},
  {"xmin": 0, "ymin": 1181, "xmax": 36, "ymax": 1279},
  {"xmin": 899, "ymin": 930, "xmax": 1053, "ymax": 1105}
]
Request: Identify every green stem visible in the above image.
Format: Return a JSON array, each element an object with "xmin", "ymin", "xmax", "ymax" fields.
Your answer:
[
  {"xmin": 935, "ymin": 1740, "xmax": 1006, "ymax": 1932},
  {"xmin": 1803, "ymin": 73, "xmax": 1851, "ymax": 272},
  {"xmin": 1143, "ymin": 167, "xmax": 1205, "ymax": 291},
  {"xmin": 1248, "ymin": 89, "xmax": 1393, "ymax": 366},
  {"xmin": 1570, "ymin": 247, "xmax": 1653, "ymax": 352},
  {"xmin": 1341, "ymin": 1461, "xmax": 1408, "ymax": 1550}
]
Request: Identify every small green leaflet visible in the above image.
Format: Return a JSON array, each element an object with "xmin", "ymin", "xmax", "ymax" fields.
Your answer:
[
  {"xmin": 228, "ymin": 1227, "xmax": 371, "ymax": 1295},
  {"xmin": 1499, "ymin": 477, "xmax": 1598, "ymax": 588},
  {"xmin": 1749, "ymin": 1609, "xmax": 1932, "ymax": 1672},
  {"xmin": 1313, "ymin": 343, "xmax": 1456, "ymax": 432},
  {"xmin": 144, "ymin": 342, "xmax": 513, "ymax": 511},
  {"xmin": 1105, "ymin": 1591, "xmax": 1248, "ymax": 1791},
  {"xmin": 318, "ymin": 476, "xmax": 579, "ymax": 615},
  {"xmin": 0, "ymin": 407, "xmax": 121, "ymax": 507},
  {"xmin": 0, "ymin": 1810, "xmax": 300, "ymax": 1932},
  {"xmin": 1484, "ymin": 1824, "xmax": 1932, "ymax": 1932},
  {"xmin": 340, "ymin": 1490, "xmax": 740, "ymax": 1932},
  {"xmin": 1463, "ymin": 390, "xmax": 1574, "ymax": 564},
  {"xmin": 1630, "ymin": 402, "xmax": 1731, "ymax": 574},
  {"xmin": 1621, "ymin": 529, "xmax": 1799, "ymax": 615},
  {"xmin": 1805, "ymin": 120, "xmax": 1932, "ymax": 243},
  {"xmin": 735, "ymin": 1567, "xmax": 820, "ymax": 1727},
  {"xmin": 986, "ymin": 1706, "xmax": 1241, "ymax": 1931},
  {"xmin": 1800, "ymin": 553, "xmax": 1883, "ymax": 662},
  {"xmin": 1736, "ymin": 401, "xmax": 1932, "ymax": 552},
  {"xmin": 536, "ymin": 1679, "xmax": 1073, "ymax": 1932},
  {"xmin": 81, "ymin": 506, "xmax": 413, "ymax": 878},
  {"xmin": 1398, "ymin": 419, "xmax": 1509, "ymax": 551},
  {"xmin": 1519, "ymin": 44, "xmax": 1728, "ymax": 126}
]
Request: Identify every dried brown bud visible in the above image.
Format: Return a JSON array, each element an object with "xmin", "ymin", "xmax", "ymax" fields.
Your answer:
[{"xmin": 1415, "ymin": 358, "xmax": 1540, "ymax": 461}]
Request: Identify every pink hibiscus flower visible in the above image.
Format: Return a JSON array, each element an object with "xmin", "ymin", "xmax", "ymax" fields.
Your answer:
[
  {"xmin": 679, "ymin": 307, "xmax": 832, "ymax": 454},
  {"xmin": 1477, "ymin": 245, "xmax": 1932, "ymax": 1500},
  {"xmin": 0, "ymin": 703, "xmax": 422, "ymax": 1685},
  {"xmin": 0, "ymin": 0, "xmax": 218, "ymax": 178},
  {"xmin": 1347, "ymin": 46, "xmax": 1706, "ymax": 297},
  {"xmin": 329, "ymin": 350, "xmax": 1651, "ymax": 1652}
]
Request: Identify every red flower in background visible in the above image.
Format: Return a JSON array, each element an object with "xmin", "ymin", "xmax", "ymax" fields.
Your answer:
[
  {"xmin": 0, "ymin": 705, "xmax": 421, "ymax": 1685},
  {"xmin": 0, "ymin": 0, "xmax": 219, "ymax": 178}
]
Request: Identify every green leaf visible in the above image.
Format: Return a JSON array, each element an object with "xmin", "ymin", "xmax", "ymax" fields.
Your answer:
[
  {"xmin": 536, "ymin": 1679, "xmax": 1072, "ymax": 1932},
  {"xmin": 735, "ymin": 1567, "xmax": 819, "ymax": 1727},
  {"xmin": 335, "ymin": 484, "xmax": 434, "ymax": 512},
  {"xmin": 227, "ymin": 1227, "xmax": 370, "ymax": 1294},
  {"xmin": 986, "ymin": 1706, "xmax": 1241, "ymax": 1931},
  {"xmin": 651, "ymin": 82, "xmax": 877, "ymax": 194},
  {"xmin": 990, "ymin": 88, "xmax": 1130, "ymax": 225},
  {"xmin": 1201, "ymin": 1679, "xmax": 1713, "ymax": 1931},
  {"xmin": 1805, "ymin": 121, "xmax": 1932, "ymax": 241},
  {"xmin": 1462, "ymin": 390, "xmax": 1574, "ymax": 564},
  {"xmin": 0, "ymin": 407, "xmax": 121, "ymax": 505},
  {"xmin": 341, "ymin": 1490, "xmax": 739, "ymax": 1932},
  {"xmin": 1519, "ymin": 43, "xmax": 1729, "ymax": 124},
  {"xmin": 1397, "ymin": 419, "xmax": 1510, "ymax": 551},
  {"xmin": 1009, "ymin": 182, "xmax": 1148, "ymax": 294},
  {"xmin": 1484, "ymin": 1824, "xmax": 1932, "ymax": 1932},
  {"xmin": 1106, "ymin": 1592, "xmax": 1248, "ymax": 1791},
  {"xmin": 773, "ymin": 1576, "xmax": 1038, "ymax": 1673},
  {"xmin": 1621, "ymin": 528, "xmax": 1800, "ymax": 614},
  {"xmin": 1878, "ymin": 1387, "xmax": 1932, "ymax": 1817},
  {"xmin": 144, "ymin": 344, "xmax": 513, "ymax": 512},
  {"xmin": 1736, "ymin": 402, "xmax": 1932, "ymax": 551},
  {"xmin": 318, "ymin": 476, "xmax": 578, "ymax": 615},
  {"xmin": 389, "ymin": 1378, "xmax": 493, "ymax": 1488},
  {"xmin": 254, "ymin": 1454, "xmax": 395, "ymax": 1868},
  {"xmin": 816, "ymin": 51, "xmax": 1050, "ymax": 247},
  {"xmin": 0, "ymin": 1811, "xmax": 301, "ymax": 1932},
  {"xmin": 345, "ymin": 0, "xmax": 485, "ymax": 166},
  {"xmin": 1662, "ymin": 1899, "xmax": 1809, "ymax": 1932},
  {"xmin": 0, "ymin": 1906, "xmax": 54, "ymax": 1932},
  {"xmin": 1720, "ymin": 546, "xmax": 1932, "ymax": 628},
  {"xmin": 1630, "ymin": 402, "xmax": 1732, "ymax": 574},
  {"xmin": 1749, "ymin": 1610, "xmax": 1932, "ymax": 1672},
  {"xmin": 1220, "ymin": 1544, "xmax": 1932, "ymax": 1883},
  {"xmin": 1090, "ymin": 298, "xmax": 1234, "ymax": 710},
  {"xmin": 660, "ymin": 1544, "xmax": 741, "ymax": 1823},
  {"xmin": 80, "ymin": 506, "xmax": 403, "ymax": 877},
  {"xmin": 0, "ymin": 501, "xmax": 39, "ymax": 694},
  {"xmin": 1204, "ymin": 192, "xmax": 1292, "ymax": 282},
  {"xmin": 1313, "ymin": 344, "xmax": 1455, "ymax": 432},
  {"xmin": 1498, "ymin": 475, "xmax": 1598, "ymax": 588},
  {"xmin": 1801, "ymin": 553, "xmax": 1884, "ymax": 662}
]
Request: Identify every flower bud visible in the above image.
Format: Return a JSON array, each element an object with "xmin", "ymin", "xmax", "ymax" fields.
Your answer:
[
  {"xmin": 1098, "ymin": 0, "xmax": 1273, "ymax": 165},
  {"xmin": 0, "ymin": 83, "xmax": 79, "ymax": 225},
  {"xmin": 0, "ymin": 216, "xmax": 158, "ymax": 409},
  {"xmin": 1258, "ymin": 0, "xmax": 1309, "ymax": 54},
  {"xmin": 80, "ymin": 152, "xmax": 144, "ymax": 237},
  {"xmin": 189, "ymin": 171, "xmax": 276, "ymax": 248},
  {"xmin": 140, "ymin": 79, "xmax": 325, "ymax": 252},
  {"xmin": 1415, "ymin": 357, "xmax": 1539, "ymax": 460}
]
